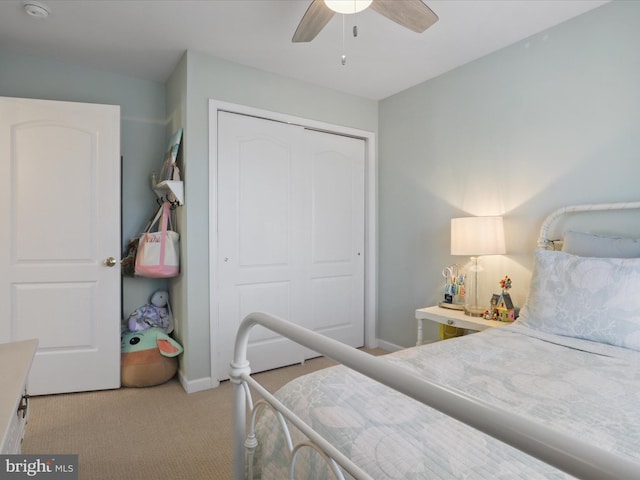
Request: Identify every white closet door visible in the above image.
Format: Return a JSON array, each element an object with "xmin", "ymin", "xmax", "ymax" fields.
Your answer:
[
  {"xmin": 216, "ymin": 112, "xmax": 365, "ymax": 379},
  {"xmin": 217, "ymin": 112, "xmax": 308, "ymax": 375},
  {"xmin": 305, "ymin": 129, "xmax": 365, "ymax": 349},
  {"xmin": 0, "ymin": 96, "xmax": 121, "ymax": 395}
]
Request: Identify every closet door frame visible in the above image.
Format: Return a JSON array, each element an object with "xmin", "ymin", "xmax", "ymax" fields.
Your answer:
[{"xmin": 208, "ymin": 100, "xmax": 377, "ymax": 387}]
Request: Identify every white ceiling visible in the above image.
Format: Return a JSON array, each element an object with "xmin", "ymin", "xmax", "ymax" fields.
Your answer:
[{"xmin": 0, "ymin": 0, "xmax": 609, "ymax": 100}]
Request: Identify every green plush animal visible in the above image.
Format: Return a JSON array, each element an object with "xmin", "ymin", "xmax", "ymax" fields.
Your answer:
[{"xmin": 121, "ymin": 327, "xmax": 183, "ymax": 387}]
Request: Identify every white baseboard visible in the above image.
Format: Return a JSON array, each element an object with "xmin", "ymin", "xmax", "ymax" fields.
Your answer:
[
  {"xmin": 177, "ymin": 370, "xmax": 217, "ymax": 393},
  {"xmin": 376, "ymin": 339, "xmax": 403, "ymax": 352},
  {"xmin": 177, "ymin": 340, "xmax": 406, "ymax": 393}
]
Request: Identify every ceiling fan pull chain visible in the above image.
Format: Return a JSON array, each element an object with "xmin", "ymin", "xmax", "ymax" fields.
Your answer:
[
  {"xmin": 341, "ymin": 14, "xmax": 347, "ymax": 65},
  {"xmin": 353, "ymin": 1, "xmax": 359, "ymax": 38}
]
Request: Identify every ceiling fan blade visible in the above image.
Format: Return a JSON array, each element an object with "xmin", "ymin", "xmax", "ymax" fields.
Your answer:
[
  {"xmin": 292, "ymin": 0, "xmax": 335, "ymax": 43},
  {"xmin": 370, "ymin": 0, "xmax": 438, "ymax": 33}
]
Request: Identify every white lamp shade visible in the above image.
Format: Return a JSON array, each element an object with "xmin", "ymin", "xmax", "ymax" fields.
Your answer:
[
  {"xmin": 325, "ymin": 0, "xmax": 372, "ymax": 14},
  {"xmin": 451, "ymin": 216, "xmax": 506, "ymax": 256}
]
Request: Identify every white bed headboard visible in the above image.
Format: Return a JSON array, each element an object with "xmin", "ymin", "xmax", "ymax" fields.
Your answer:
[{"xmin": 537, "ymin": 201, "xmax": 640, "ymax": 249}]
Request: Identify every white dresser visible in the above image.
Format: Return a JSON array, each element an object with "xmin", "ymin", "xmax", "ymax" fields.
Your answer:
[{"xmin": 0, "ymin": 339, "xmax": 38, "ymax": 454}]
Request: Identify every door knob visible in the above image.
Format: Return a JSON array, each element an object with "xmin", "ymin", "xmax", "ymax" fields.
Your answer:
[{"xmin": 104, "ymin": 257, "xmax": 117, "ymax": 267}]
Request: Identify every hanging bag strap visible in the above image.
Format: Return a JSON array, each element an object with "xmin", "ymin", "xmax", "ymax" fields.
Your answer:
[
  {"xmin": 158, "ymin": 201, "xmax": 170, "ymax": 266},
  {"xmin": 143, "ymin": 201, "xmax": 174, "ymax": 234},
  {"xmin": 144, "ymin": 204, "xmax": 164, "ymax": 234}
]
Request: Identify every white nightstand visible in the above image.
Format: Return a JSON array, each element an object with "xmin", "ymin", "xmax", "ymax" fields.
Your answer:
[{"xmin": 415, "ymin": 305, "xmax": 507, "ymax": 345}]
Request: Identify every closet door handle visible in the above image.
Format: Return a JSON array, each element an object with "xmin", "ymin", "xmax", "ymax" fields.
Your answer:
[{"xmin": 104, "ymin": 257, "xmax": 117, "ymax": 267}]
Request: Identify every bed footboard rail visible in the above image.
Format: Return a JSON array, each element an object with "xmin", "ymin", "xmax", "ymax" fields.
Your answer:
[{"xmin": 230, "ymin": 312, "xmax": 640, "ymax": 480}]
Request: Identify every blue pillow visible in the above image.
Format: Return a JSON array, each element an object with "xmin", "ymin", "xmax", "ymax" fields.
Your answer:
[
  {"xmin": 517, "ymin": 249, "xmax": 640, "ymax": 351},
  {"xmin": 562, "ymin": 231, "xmax": 640, "ymax": 258}
]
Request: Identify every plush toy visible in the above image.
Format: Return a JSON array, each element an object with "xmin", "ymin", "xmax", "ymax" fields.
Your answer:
[
  {"xmin": 121, "ymin": 327, "xmax": 183, "ymax": 387},
  {"xmin": 127, "ymin": 290, "xmax": 173, "ymax": 333}
]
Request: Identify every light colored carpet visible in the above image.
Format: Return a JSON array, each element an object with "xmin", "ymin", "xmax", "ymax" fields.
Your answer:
[{"xmin": 22, "ymin": 349, "xmax": 387, "ymax": 479}]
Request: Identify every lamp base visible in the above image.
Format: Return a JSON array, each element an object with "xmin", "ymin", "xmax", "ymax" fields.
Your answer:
[
  {"xmin": 464, "ymin": 305, "xmax": 485, "ymax": 317},
  {"xmin": 439, "ymin": 302, "xmax": 464, "ymax": 311}
]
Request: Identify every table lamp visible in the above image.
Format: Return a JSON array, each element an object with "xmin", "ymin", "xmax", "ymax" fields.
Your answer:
[{"xmin": 451, "ymin": 216, "xmax": 506, "ymax": 316}]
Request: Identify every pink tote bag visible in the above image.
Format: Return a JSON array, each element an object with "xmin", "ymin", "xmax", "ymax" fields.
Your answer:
[{"xmin": 135, "ymin": 202, "xmax": 180, "ymax": 278}]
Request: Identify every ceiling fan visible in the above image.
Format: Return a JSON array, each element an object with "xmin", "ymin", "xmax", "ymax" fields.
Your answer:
[{"xmin": 292, "ymin": 0, "xmax": 438, "ymax": 43}]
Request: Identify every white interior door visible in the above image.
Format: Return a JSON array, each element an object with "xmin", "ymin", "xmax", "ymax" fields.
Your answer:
[
  {"xmin": 0, "ymin": 96, "xmax": 121, "ymax": 395},
  {"xmin": 216, "ymin": 112, "xmax": 365, "ymax": 380}
]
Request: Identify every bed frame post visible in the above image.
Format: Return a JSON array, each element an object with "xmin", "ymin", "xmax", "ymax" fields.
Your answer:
[{"xmin": 230, "ymin": 358, "xmax": 251, "ymax": 479}]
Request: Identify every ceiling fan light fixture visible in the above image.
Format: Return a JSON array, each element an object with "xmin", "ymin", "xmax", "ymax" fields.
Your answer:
[
  {"xmin": 324, "ymin": 0, "xmax": 372, "ymax": 15},
  {"xmin": 23, "ymin": 1, "xmax": 51, "ymax": 19}
]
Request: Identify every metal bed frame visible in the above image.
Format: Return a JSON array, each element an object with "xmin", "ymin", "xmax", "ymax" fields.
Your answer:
[
  {"xmin": 537, "ymin": 200, "xmax": 640, "ymax": 249},
  {"xmin": 230, "ymin": 201, "xmax": 640, "ymax": 480}
]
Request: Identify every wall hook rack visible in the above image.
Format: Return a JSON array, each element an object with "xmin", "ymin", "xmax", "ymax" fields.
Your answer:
[{"xmin": 151, "ymin": 172, "xmax": 184, "ymax": 206}]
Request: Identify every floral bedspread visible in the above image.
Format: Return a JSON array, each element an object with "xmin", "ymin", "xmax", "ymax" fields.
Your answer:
[{"xmin": 252, "ymin": 324, "xmax": 640, "ymax": 479}]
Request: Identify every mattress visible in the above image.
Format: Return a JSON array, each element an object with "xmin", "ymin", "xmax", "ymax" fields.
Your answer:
[{"xmin": 252, "ymin": 324, "xmax": 640, "ymax": 479}]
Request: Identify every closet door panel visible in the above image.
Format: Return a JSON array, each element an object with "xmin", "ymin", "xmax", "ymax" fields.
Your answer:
[
  {"xmin": 217, "ymin": 112, "xmax": 307, "ymax": 377},
  {"xmin": 237, "ymin": 137, "xmax": 290, "ymax": 267},
  {"xmin": 215, "ymin": 112, "xmax": 365, "ymax": 379},
  {"xmin": 306, "ymin": 130, "xmax": 365, "ymax": 348}
]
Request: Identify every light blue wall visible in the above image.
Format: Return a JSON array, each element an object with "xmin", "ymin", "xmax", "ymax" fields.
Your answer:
[
  {"xmin": 4, "ymin": 0, "xmax": 637, "ymax": 383},
  {"xmin": 378, "ymin": 0, "xmax": 640, "ymax": 347},
  {"xmin": 169, "ymin": 51, "xmax": 378, "ymax": 383},
  {"xmin": 0, "ymin": 47, "xmax": 378, "ymax": 387},
  {"xmin": 0, "ymin": 49, "xmax": 170, "ymax": 319}
]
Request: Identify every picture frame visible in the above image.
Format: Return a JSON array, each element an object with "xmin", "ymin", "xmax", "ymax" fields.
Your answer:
[{"xmin": 159, "ymin": 128, "xmax": 183, "ymax": 182}]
